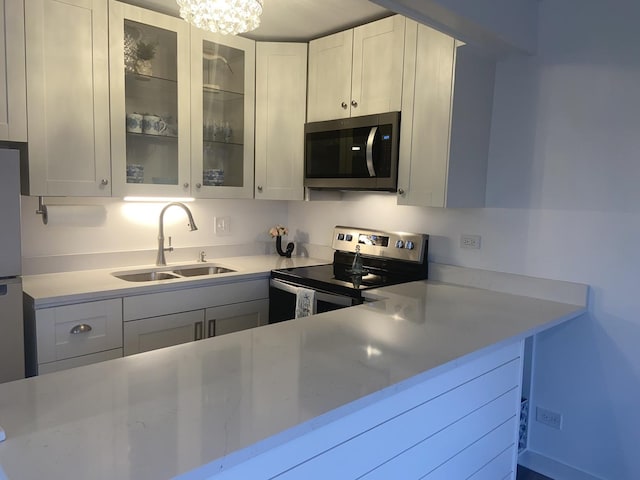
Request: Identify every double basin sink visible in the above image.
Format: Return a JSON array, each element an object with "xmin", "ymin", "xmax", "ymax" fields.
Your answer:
[{"xmin": 112, "ymin": 264, "xmax": 236, "ymax": 283}]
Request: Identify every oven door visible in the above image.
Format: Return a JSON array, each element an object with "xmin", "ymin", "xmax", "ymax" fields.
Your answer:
[{"xmin": 268, "ymin": 279, "xmax": 357, "ymax": 323}]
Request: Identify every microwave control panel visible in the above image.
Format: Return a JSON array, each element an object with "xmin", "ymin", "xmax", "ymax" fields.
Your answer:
[{"xmin": 331, "ymin": 226, "xmax": 428, "ymax": 263}]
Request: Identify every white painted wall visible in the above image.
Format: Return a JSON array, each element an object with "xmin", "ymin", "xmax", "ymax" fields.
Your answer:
[
  {"xmin": 20, "ymin": 195, "xmax": 288, "ymax": 270},
  {"xmin": 289, "ymin": 1, "xmax": 640, "ymax": 478}
]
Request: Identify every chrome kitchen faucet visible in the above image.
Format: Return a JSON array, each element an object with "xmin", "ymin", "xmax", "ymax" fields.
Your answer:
[{"xmin": 156, "ymin": 202, "xmax": 198, "ymax": 266}]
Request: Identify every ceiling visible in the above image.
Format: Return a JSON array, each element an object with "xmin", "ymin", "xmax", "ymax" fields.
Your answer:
[{"xmin": 121, "ymin": 0, "xmax": 392, "ymax": 42}]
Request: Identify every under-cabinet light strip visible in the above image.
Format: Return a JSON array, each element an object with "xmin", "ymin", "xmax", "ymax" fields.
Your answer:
[{"xmin": 123, "ymin": 196, "xmax": 195, "ymax": 202}]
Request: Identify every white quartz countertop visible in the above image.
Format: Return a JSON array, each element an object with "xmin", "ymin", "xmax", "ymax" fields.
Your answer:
[
  {"xmin": 22, "ymin": 255, "xmax": 328, "ymax": 308},
  {"xmin": 0, "ymin": 278, "xmax": 586, "ymax": 480}
]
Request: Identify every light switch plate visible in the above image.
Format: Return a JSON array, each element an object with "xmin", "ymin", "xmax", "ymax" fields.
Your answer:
[{"xmin": 215, "ymin": 216, "xmax": 231, "ymax": 236}]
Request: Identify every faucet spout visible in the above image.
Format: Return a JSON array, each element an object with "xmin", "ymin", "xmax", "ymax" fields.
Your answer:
[{"xmin": 156, "ymin": 202, "xmax": 198, "ymax": 266}]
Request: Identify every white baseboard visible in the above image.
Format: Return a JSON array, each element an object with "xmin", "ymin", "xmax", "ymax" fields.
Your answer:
[{"xmin": 519, "ymin": 450, "xmax": 603, "ymax": 480}]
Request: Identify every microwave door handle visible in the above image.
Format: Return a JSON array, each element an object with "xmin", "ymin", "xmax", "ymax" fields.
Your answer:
[{"xmin": 366, "ymin": 126, "xmax": 378, "ymax": 177}]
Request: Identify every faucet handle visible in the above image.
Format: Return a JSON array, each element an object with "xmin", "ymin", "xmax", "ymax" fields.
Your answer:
[
  {"xmin": 164, "ymin": 236, "xmax": 174, "ymax": 253},
  {"xmin": 199, "ymin": 251, "xmax": 206, "ymax": 262}
]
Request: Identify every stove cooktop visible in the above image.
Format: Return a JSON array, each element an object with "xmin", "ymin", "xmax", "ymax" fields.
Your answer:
[{"xmin": 271, "ymin": 226, "xmax": 429, "ymax": 299}]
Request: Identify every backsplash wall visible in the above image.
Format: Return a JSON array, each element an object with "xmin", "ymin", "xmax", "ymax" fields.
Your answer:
[{"xmin": 20, "ymin": 195, "xmax": 288, "ymax": 273}]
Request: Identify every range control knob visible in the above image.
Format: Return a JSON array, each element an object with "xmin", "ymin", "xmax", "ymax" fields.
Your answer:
[
  {"xmin": 405, "ymin": 240, "xmax": 415, "ymax": 250},
  {"xmin": 395, "ymin": 240, "xmax": 404, "ymax": 248},
  {"xmin": 345, "ymin": 234, "xmax": 353, "ymax": 242},
  {"xmin": 337, "ymin": 233, "xmax": 345, "ymax": 240}
]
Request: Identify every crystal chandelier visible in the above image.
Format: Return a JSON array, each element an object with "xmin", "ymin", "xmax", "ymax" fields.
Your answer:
[{"xmin": 176, "ymin": 0, "xmax": 264, "ymax": 35}]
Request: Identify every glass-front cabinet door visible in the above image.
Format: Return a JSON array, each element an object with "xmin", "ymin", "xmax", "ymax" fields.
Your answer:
[
  {"xmin": 190, "ymin": 30, "xmax": 255, "ymax": 199},
  {"xmin": 109, "ymin": 1, "xmax": 190, "ymax": 198}
]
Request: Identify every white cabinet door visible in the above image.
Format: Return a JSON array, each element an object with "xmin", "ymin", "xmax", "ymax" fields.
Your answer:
[
  {"xmin": 25, "ymin": 0, "xmax": 111, "ymax": 196},
  {"xmin": 190, "ymin": 28, "xmax": 255, "ymax": 199},
  {"xmin": 397, "ymin": 22, "xmax": 455, "ymax": 207},
  {"xmin": 307, "ymin": 16, "xmax": 405, "ymax": 122},
  {"xmin": 307, "ymin": 30, "xmax": 353, "ymax": 122},
  {"xmin": 205, "ymin": 299, "xmax": 268, "ymax": 338},
  {"xmin": 124, "ymin": 310, "xmax": 205, "ymax": 356},
  {"xmin": 398, "ymin": 21, "xmax": 495, "ymax": 208},
  {"xmin": 351, "ymin": 15, "xmax": 405, "ymax": 118},
  {"xmin": 0, "ymin": 0, "xmax": 27, "ymax": 142},
  {"xmin": 255, "ymin": 42, "xmax": 307, "ymax": 201},
  {"xmin": 109, "ymin": 0, "xmax": 191, "ymax": 198}
]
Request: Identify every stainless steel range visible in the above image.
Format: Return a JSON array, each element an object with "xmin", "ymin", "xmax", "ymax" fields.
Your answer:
[{"xmin": 269, "ymin": 226, "xmax": 429, "ymax": 323}]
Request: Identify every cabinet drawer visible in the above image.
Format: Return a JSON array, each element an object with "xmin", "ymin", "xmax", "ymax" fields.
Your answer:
[
  {"xmin": 124, "ymin": 279, "xmax": 268, "ymax": 320},
  {"xmin": 36, "ymin": 299, "xmax": 123, "ymax": 363}
]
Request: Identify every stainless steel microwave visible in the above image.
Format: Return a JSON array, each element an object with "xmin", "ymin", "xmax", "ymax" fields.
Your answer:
[{"xmin": 304, "ymin": 112, "xmax": 400, "ymax": 191}]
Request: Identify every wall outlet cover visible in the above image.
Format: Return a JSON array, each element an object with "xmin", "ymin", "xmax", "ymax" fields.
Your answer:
[
  {"xmin": 460, "ymin": 234, "xmax": 481, "ymax": 249},
  {"xmin": 536, "ymin": 406, "xmax": 563, "ymax": 430}
]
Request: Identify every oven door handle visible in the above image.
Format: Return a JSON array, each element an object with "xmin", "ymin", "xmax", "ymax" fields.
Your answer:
[{"xmin": 269, "ymin": 279, "xmax": 354, "ymax": 307}]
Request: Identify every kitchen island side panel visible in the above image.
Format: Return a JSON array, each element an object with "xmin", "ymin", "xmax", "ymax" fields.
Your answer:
[{"xmin": 178, "ymin": 340, "xmax": 524, "ymax": 480}]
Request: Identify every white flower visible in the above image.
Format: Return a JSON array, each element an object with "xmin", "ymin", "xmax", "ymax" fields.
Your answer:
[{"xmin": 269, "ymin": 224, "xmax": 288, "ymax": 237}]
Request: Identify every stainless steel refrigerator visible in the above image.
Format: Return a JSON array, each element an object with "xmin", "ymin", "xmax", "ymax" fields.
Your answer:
[{"xmin": 0, "ymin": 148, "xmax": 24, "ymax": 383}]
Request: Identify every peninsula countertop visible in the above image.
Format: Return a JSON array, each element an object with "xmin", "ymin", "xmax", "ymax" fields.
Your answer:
[{"xmin": 0, "ymin": 277, "xmax": 587, "ymax": 480}]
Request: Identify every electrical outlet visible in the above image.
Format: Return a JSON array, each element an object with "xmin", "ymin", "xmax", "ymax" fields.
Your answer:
[
  {"xmin": 460, "ymin": 234, "xmax": 481, "ymax": 249},
  {"xmin": 214, "ymin": 216, "xmax": 231, "ymax": 236},
  {"xmin": 536, "ymin": 406, "xmax": 563, "ymax": 429}
]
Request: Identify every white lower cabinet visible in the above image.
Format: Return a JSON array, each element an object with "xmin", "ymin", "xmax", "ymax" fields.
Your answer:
[
  {"xmin": 124, "ymin": 309, "xmax": 205, "ymax": 356},
  {"xmin": 206, "ymin": 299, "xmax": 268, "ymax": 337},
  {"xmin": 123, "ymin": 279, "xmax": 269, "ymax": 356},
  {"xmin": 26, "ymin": 298, "xmax": 123, "ymax": 375}
]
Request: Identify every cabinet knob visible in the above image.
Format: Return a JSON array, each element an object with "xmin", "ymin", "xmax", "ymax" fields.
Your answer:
[
  {"xmin": 351, "ymin": 100, "xmax": 358, "ymax": 108},
  {"xmin": 100, "ymin": 179, "xmax": 109, "ymax": 186},
  {"xmin": 398, "ymin": 188, "xmax": 405, "ymax": 195},
  {"xmin": 341, "ymin": 102, "xmax": 348, "ymax": 109},
  {"xmin": 183, "ymin": 182, "xmax": 189, "ymax": 188},
  {"xmin": 257, "ymin": 185, "xmax": 263, "ymax": 192},
  {"xmin": 196, "ymin": 183, "xmax": 202, "ymax": 189}
]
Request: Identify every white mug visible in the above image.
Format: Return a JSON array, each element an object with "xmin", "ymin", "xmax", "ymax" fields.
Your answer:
[
  {"xmin": 142, "ymin": 114, "xmax": 167, "ymax": 135},
  {"xmin": 126, "ymin": 113, "xmax": 143, "ymax": 133}
]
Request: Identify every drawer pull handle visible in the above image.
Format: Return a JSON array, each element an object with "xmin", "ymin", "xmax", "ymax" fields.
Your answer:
[
  {"xmin": 70, "ymin": 324, "xmax": 92, "ymax": 334},
  {"xmin": 208, "ymin": 319, "xmax": 215, "ymax": 338},
  {"xmin": 194, "ymin": 322, "xmax": 203, "ymax": 341}
]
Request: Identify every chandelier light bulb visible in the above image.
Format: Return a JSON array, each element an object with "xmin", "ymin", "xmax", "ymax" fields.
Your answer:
[{"xmin": 177, "ymin": 0, "xmax": 264, "ymax": 35}]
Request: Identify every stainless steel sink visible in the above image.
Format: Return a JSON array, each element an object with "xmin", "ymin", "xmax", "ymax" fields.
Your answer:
[
  {"xmin": 115, "ymin": 271, "xmax": 180, "ymax": 282},
  {"xmin": 172, "ymin": 266, "xmax": 235, "ymax": 277},
  {"xmin": 112, "ymin": 263, "xmax": 236, "ymax": 282}
]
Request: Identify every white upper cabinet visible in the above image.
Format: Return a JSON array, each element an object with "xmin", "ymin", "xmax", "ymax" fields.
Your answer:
[
  {"xmin": 190, "ymin": 29, "xmax": 255, "ymax": 199},
  {"xmin": 307, "ymin": 15, "xmax": 405, "ymax": 122},
  {"xmin": 397, "ymin": 20, "xmax": 495, "ymax": 208},
  {"xmin": 0, "ymin": 0, "xmax": 27, "ymax": 142},
  {"xmin": 255, "ymin": 42, "xmax": 307, "ymax": 201},
  {"xmin": 24, "ymin": 0, "xmax": 111, "ymax": 196},
  {"xmin": 109, "ymin": 0, "xmax": 191, "ymax": 198}
]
